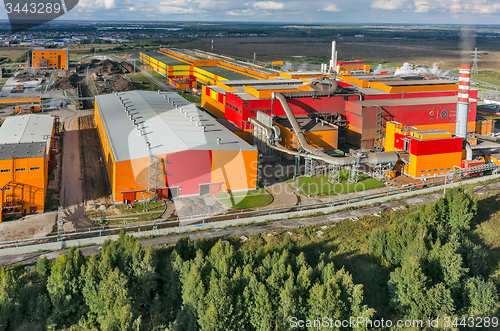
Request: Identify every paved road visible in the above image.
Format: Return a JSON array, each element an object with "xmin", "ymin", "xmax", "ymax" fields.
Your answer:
[{"xmin": 265, "ymin": 182, "xmax": 298, "ymax": 208}]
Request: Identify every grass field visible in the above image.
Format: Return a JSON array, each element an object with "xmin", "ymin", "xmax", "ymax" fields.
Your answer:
[
  {"xmin": 149, "ymin": 70, "xmax": 165, "ymax": 79},
  {"xmin": 215, "ymin": 188, "xmax": 268, "ymax": 199},
  {"xmin": 472, "ymin": 70, "xmax": 500, "ymax": 87},
  {"xmin": 217, "ymin": 190, "xmax": 273, "ymax": 209},
  {"xmin": 297, "ymin": 174, "xmax": 385, "ymax": 196}
]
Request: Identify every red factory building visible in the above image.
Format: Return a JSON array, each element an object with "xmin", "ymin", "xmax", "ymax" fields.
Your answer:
[{"xmin": 202, "ymin": 75, "xmax": 484, "ymax": 148}]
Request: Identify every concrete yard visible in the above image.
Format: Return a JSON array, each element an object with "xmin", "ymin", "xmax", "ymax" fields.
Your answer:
[{"xmin": 0, "ymin": 211, "xmax": 57, "ymax": 241}]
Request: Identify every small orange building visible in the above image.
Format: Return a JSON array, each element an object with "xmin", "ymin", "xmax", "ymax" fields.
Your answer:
[
  {"xmin": 27, "ymin": 48, "xmax": 69, "ymax": 70},
  {"xmin": 385, "ymin": 121, "xmax": 463, "ymax": 179},
  {"xmin": 0, "ymin": 114, "xmax": 55, "ymax": 220}
]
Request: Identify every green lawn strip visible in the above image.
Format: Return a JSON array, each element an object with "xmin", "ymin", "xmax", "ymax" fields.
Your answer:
[
  {"xmin": 218, "ymin": 193, "xmax": 273, "ymax": 209},
  {"xmin": 215, "ymin": 188, "xmax": 268, "ymax": 199},
  {"xmin": 128, "ymin": 72, "xmax": 164, "ymax": 91},
  {"xmin": 298, "ymin": 175, "xmax": 385, "ymax": 196},
  {"xmin": 178, "ymin": 92, "xmax": 201, "ymax": 103},
  {"xmin": 148, "ymin": 70, "xmax": 166, "ymax": 79}
]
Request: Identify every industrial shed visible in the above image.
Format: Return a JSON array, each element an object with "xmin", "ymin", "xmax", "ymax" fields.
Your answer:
[
  {"xmin": 0, "ymin": 114, "xmax": 56, "ymax": 219},
  {"xmin": 94, "ymin": 90, "xmax": 258, "ymax": 204}
]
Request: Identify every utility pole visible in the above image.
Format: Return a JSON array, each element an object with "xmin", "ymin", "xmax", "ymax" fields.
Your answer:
[{"xmin": 471, "ymin": 48, "xmax": 480, "ymax": 74}]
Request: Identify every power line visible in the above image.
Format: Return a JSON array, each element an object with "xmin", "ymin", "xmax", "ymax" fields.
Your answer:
[{"xmin": 471, "ymin": 48, "xmax": 480, "ymax": 74}]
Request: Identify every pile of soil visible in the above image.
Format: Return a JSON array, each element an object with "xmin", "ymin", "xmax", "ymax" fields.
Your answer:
[
  {"xmin": 94, "ymin": 59, "xmax": 121, "ymax": 75},
  {"xmin": 52, "ymin": 73, "xmax": 79, "ymax": 89},
  {"xmin": 113, "ymin": 77, "xmax": 138, "ymax": 91}
]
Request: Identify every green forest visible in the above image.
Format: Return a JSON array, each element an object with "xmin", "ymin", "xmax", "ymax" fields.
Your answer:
[{"xmin": 0, "ymin": 187, "xmax": 498, "ymax": 330}]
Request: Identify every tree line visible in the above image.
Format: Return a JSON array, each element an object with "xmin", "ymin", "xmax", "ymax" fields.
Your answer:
[
  {"xmin": 0, "ymin": 187, "xmax": 497, "ymax": 330},
  {"xmin": 369, "ymin": 187, "xmax": 498, "ymax": 320}
]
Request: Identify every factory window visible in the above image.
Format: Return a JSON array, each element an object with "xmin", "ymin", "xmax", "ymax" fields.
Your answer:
[
  {"xmin": 30, "ymin": 167, "xmax": 40, "ymax": 171},
  {"xmin": 420, "ymin": 170, "xmax": 425, "ymax": 173},
  {"xmin": 427, "ymin": 170, "xmax": 431, "ymax": 172},
  {"xmin": 15, "ymin": 168, "xmax": 25, "ymax": 172},
  {"xmin": 440, "ymin": 168, "xmax": 444, "ymax": 171},
  {"xmin": 446, "ymin": 167, "xmax": 451, "ymax": 170},
  {"xmin": 433, "ymin": 169, "xmax": 438, "ymax": 171},
  {"xmin": 0, "ymin": 169, "xmax": 10, "ymax": 173}
]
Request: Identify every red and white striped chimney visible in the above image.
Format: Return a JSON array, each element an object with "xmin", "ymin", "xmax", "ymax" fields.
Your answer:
[{"xmin": 456, "ymin": 64, "xmax": 471, "ymax": 139}]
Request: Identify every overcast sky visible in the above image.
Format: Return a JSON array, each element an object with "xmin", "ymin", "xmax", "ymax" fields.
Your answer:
[{"xmin": 4, "ymin": 0, "xmax": 500, "ymax": 24}]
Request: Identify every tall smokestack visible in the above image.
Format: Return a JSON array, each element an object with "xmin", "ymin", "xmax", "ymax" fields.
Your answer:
[
  {"xmin": 456, "ymin": 64, "xmax": 471, "ymax": 139},
  {"xmin": 330, "ymin": 41, "xmax": 336, "ymax": 72}
]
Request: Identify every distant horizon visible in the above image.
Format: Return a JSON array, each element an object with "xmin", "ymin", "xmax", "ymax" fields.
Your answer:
[
  {"xmin": 1, "ymin": 19, "xmax": 500, "ymax": 28},
  {"xmin": 1, "ymin": 0, "xmax": 500, "ymax": 26}
]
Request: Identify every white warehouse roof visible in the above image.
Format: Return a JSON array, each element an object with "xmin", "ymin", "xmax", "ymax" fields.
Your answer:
[
  {"xmin": 95, "ymin": 90, "xmax": 256, "ymax": 163},
  {"xmin": 0, "ymin": 114, "xmax": 54, "ymax": 156}
]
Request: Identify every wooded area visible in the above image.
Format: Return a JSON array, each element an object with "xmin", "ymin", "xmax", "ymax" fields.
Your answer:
[{"xmin": 0, "ymin": 187, "xmax": 497, "ymax": 331}]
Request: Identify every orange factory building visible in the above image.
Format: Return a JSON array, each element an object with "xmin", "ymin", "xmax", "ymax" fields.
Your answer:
[
  {"xmin": 139, "ymin": 48, "xmax": 280, "ymax": 86},
  {"xmin": 0, "ymin": 114, "xmax": 56, "ymax": 220},
  {"xmin": 385, "ymin": 121, "xmax": 463, "ymax": 178},
  {"xmin": 94, "ymin": 90, "xmax": 258, "ymax": 203},
  {"xmin": 27, "ymin": 48, "xmax": 69, "ymax": 70}
]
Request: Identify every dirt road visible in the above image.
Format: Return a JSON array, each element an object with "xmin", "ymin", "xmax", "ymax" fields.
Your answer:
[{"xmin": 61, "ymin": 115, "xmax": 94, "ymax": 231}]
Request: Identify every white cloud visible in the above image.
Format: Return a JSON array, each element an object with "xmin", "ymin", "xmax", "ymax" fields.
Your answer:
[
  {"xmin": 226, "ymin": 9, "xmax": 256, "ymax": 16},
  {"xmin": 253, "ymin": 1, "xmax": 284, "ymax": 10},
  {"xmin": 158, "ymin": 5, "xmax": 196, "ymax": 14},
  {"xmin": 322, "ymin": 4, "xmax": 341, "ymax": 12},
  {"xmin": 371, "ymin": 0, "xmax": 409, "ymax": 11},
  {"xmin": 77, "ymin": 0, "xmax": 116, "ymax": 11},
  {"xmin": 371, "ymin": 0, "xmax": 500, "ymax": 14}
]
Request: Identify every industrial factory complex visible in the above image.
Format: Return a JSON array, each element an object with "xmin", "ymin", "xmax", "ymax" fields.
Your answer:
[
  {"xmin": 0, "ymin": 42, "xmax": 499, "ymax": 221},
  {"xmin": 135, "ymin": 46, "xmax": 497, "ymax": 189}
]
